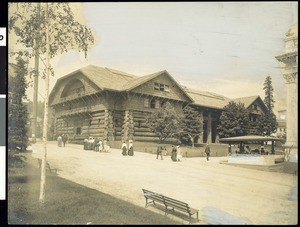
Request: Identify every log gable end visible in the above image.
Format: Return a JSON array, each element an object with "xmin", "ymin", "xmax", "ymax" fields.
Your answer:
[
  {"xmin": 130, "ymin": 72, "xmax": 192, "ymax": 102},
  {"xmin": 50, "ymin": 72, "xmax": 101, "ymax": 106}
]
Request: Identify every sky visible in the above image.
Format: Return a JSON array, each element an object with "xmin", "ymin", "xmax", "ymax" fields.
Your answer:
[{"xmin": 9, "ymin": 2, "xmax": 298, "ymax": 114}]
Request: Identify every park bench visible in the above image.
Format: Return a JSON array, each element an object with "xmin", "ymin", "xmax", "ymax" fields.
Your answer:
[
  {"xmin": 142, "ymin": 188, "xmax": 165, "ymax": 208},
  {"xmin": 38, "ymin": 159, "xmax": 58, "ymax": 174},
  {"xmin": 142, "ymin": 189, "xmax": 199, "ymax": 224}
]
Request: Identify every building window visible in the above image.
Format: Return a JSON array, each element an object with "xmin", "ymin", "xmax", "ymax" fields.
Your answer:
[
  {"xmin": 154, "ymin": 82, "xmax": 170, "ymax": 92},
  {"xmin": 76, "ymin": 127, "xmax": 81, "ymax": 135},
  {"xmin": 154, "ymin": 83, "xmax": 160, "ymax": 91},
  {"xmin": 144, "ymin": 98, "xmax": 150, "ymax": 107}
]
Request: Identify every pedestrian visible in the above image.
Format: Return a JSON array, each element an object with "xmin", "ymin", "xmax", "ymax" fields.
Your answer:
[
  {"xmin": 94, "ymin": 137, "xmax": 100, "ymax": 152},
  {"xmin": 128, "ymin": 140, "xmax": 134, "ymax": 156},
  {"xmin": 98, "ymin": 140, "xmax": 103, "ymax": 152},
  {"xmin": 171, "ymin": 145, "xmax": 177, "ymax": 161},
  {"xmin": 57, "ymin": 135, "xmax": 62, "ymax": 147},
  {"xmin": 228, "ymin": 144, "xmax": 232, "ymax": 156},
  {"xmin": 83, "ymin": 137, "xmax": 89, "ymax": 150},
  {"xmin": 245, "ymin": 145, "xmax": 251, "ymax": 154},
  {"xmin": 121, "ymin": 141, "xmax": 128, "ymax": 156},
  {"xmin": 62, "ymin": 134, "xmax": 68, "ymax": 147},
  {"xmin": 176, "ymin": 145, "xmax": 183, "ymax": 161},
  {"xmin": 204, "ymin": 143, "xmax": 211, "ymax": 161},
  {"xmin": 156, "ymin": 146, "xmax": 163, "ymax": 160},
  {"xmin": 103, "ymin": 140, "xmax": 110, "ymax": 152},
  {"xmin": 260, "ymin": 145, "xmax": 265, "ymax": 155}
]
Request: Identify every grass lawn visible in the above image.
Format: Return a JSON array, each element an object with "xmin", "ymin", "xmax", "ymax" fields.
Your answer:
[{"xmin": 8, "ymin": 152, "xmax": 180, "ymax": 225}]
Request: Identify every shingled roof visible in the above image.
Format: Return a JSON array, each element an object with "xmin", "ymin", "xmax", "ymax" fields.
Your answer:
[
  {"xmin": 232, "ymin": 96, "xmax": 260, "ymax": 108},
  {"xmin": 184, "ymin": 87, "xmax": 231, "ymax": 109},
  {"xmin": 50, "ymin": 65, "xmax": 266, "ymax": 111}
]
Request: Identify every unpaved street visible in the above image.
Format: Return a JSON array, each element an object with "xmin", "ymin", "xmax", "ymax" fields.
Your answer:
[{"xmin": 31, "ymin": 141, "xmax": 298, "ymax": 225}]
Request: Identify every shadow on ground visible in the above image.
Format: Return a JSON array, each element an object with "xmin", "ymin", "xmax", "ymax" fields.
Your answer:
[
  {"xmin": 203, "ymin": 206, "xmax": 252, "ymax": 225},
  {"xmin": 8, "ymin": 153, "xmax": 181, "ymax": 225}
]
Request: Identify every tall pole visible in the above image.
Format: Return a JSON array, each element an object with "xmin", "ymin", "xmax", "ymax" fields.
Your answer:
[
  {"xmin": 32, "ymin": 2, "xmax": 41, "ymax": 143},
  {"xmin": 39, "ymin": 2, "xmax": 50, "ymax": 204}
]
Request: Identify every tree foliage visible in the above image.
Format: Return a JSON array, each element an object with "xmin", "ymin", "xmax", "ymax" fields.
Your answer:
[
  {"xmin": 217, "ymin": 101, "xmax": 250, "ymax": 138},
  {"xmin": 263, "ymin": 76, "xmax": 275, "ymax": 111},
  {"xmin": 8, "ymin": 54, "xmax": 29, "ymax": 151},
  {"xmin": 146, "ymin": 102, "xmax": 183, "ymax": 143},
  {"xmin": 257, "ymin": 112, "xmax": 278, "ymax": 136},
  {"xmin": 180, "ymin": 105, "xmax": 203, "ymax": 147},
  {"xmin": 9, "ymin": 3, "xmax": 94, "ymax": 58},
  {"xmin": 8, "ymin": 3, "xmax": 95, "ymax": 80},
  {"xmin": 261, "ymin": 76, "xmax": 277, "ymax": 136}
]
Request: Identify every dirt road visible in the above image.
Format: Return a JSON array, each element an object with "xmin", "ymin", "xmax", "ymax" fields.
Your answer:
[{"xmin": 31, "ymin": 141, "xmax": 298, "ymax": 225}]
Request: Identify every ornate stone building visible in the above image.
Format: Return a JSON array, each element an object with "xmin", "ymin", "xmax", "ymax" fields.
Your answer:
[
  {"xmin": 49, "ymin": 65, "xmax": 268, "ymax": 144},
  {"xmin": 275, "ymin": 23, "xmax": 298, "ymax": 162}
]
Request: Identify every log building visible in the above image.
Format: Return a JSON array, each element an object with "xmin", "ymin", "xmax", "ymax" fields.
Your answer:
[{"xmin": 48, "ymin": 65, "xmax": 268, "ymax": 144}]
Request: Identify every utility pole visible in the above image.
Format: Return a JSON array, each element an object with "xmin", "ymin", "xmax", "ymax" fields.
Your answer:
[
  {"xmin": 39, "ymin": 2, "xmax": 50, "ymax": 204},
  {"xmin": 32, "ymin": 2, "xmax": 41, "ymax": 143}
]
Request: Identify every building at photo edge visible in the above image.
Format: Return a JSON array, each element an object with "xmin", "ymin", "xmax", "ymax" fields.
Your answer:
[
  {"xmin": 275, "ymin": 23, "xmax": 298, "ymax": 163},
  {"xmin": 47, "ymin": 64, "xmax": 268, "ymax": 145}
]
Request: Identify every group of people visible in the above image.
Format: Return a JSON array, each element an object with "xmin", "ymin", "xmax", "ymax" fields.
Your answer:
[
  {"xmin": 121, "ymin": 140, "xmax": 134, "ymax": 156},
  {"xmin": 57, "ymin": 134, "xmax": 68, "ymax": 147},
  {"xmin": 228, "ymin": 143, "xmax": 268, "ymax": 155},
  {"xmin": 84, "ymin": 137, "xmax": 110, "ymax": 152}
]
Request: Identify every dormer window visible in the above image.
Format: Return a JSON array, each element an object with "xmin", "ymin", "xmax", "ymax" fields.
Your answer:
[{"xmin": 154, "ymin": 82, "xmax": 170, "ymax": 92}]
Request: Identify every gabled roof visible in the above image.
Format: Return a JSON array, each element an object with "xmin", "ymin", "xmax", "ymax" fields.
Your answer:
[
  {"xmin": 232, "ymin": 96, "xmax": 268, "ymax": 113},
  {"xmin": 184, "ymin": 87, "xmax": 231, "ymax": 109},
  {"xmin": 122, "ymin": 71, "xmax": 165, "ymax": 91},
  {"xmin": 122, "ymin": 70, "xmax": 194, "ymax": 102},
  {"xmin": 49, "ymin": 65, "xmax": 267, "ymax": 111},
  {"xmin": 78, "ymin": 65, "xmax": 138, "ymax": 91},
  {"xmin": 232, "ymin": 96, "xmax": 260, "ymax": 108}
]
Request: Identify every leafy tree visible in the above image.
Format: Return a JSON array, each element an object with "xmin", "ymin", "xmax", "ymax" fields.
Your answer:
[
  {"xmin": 9, "ymin": 3, "xmax": 95, "ymax": 61},
  {"xmin": 8, "ymin": 54, "xmax": 29, "ymax": 151},
  {"xmin": 146, "ymin": 102, "xmax": 183, "ymax": 143},
  {"xmin": 257, "ymin": 112, "xmax": 278, "ymax": 136},
  {"xmin": 181, "ymin": 105, "xmax": 203, "ymax": 147},
  {"xmin": 217, "ymin": 101, "xmax": 250, "ymax": 138}
]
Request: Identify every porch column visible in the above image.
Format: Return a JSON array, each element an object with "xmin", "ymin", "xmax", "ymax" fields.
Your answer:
[
  {"xmin": 198, "ymin": 111, "xmax": 204, "ymax": 143},
  {"xmin": 206, "ymin": 112, "xmax": 212, "ymax": 144}
]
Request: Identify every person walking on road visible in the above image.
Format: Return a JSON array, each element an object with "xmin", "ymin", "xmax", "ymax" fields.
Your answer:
[
  {"xmin": 156, "ymin": 146, "xmax": 163, "ymax": 160},
  {"xmin": 57, "ymin": 135, "xmax": 62, "ymax": 147},
  {"xmin": 121, "ymin": 141, "xmax": 128, "ymax": 156},
  {"xmin": 205, "ymin": 143, "xmax": 211, "ymax": 161},
  {"xmin": 128, "ymin": 140, "xmax": 134, "ymax": 156},
  {"xmin": 62, "ymin": 134, "xmax": 68, "ymax": 147}
]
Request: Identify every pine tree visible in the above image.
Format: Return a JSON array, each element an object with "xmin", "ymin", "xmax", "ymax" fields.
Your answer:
[
  {"xmin": 262, "ymin": 76, "xmax": 277, "ymax": 136},
  {"xmin": 8, "ymin": 54, "xmax": 29, "ymax": 151},
  {"xmin": 217, "ymin": 101, "xmax": 250, "ymax": 138},
  {"xmin": 181, "ymin": 105, "xmax": 203, "ymax": 147},
  {"xmin": 263, "ymin": 76, "xmax": 275, "ymax": 111}
]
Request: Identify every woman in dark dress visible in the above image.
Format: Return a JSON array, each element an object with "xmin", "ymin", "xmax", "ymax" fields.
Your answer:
[
  {"xmin": 121, "ymin": 141, "xmax": 127, "ymax": 156},
  {"xmin": 128, "ymin": 140, "xmax": 134, "ymax": 156}
]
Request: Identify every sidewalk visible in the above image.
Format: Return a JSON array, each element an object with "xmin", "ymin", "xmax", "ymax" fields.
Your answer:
[{"xmin": 31, "ymin": 141, "xmax": 297, "ymax": 225}]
